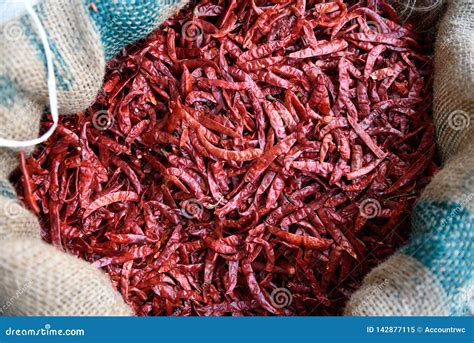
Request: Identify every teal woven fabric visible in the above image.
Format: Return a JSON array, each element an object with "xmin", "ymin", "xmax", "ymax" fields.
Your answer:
[
  {"xmin": 0, "ymin": 76, "xmax": 19, "ymax": 107},
  {"xmin": 403, "ymin": 201, "xmax": 474, "ymax": 314},
  {"xmin": 85, "ymin": 0, "xmax": 180, "ymax": 60}
]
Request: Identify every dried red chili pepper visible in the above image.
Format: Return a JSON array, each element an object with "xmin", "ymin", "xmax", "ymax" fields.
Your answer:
[{"xmin": 15, "ymin": 0, "xmax": 436, "ymax": 316}]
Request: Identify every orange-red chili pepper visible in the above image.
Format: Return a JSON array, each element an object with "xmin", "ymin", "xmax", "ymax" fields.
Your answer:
[{"xmin": 15, "ymin": 0, "xmax": 436, "ymax": 317}]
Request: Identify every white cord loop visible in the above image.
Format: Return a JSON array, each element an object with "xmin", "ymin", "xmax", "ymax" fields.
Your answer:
[{"xmin": 0, "ymin": 0, "xmax": 58, "ymax": 148}]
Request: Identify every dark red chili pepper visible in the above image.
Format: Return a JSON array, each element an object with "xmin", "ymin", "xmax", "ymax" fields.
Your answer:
[
  {"xmin": 290, "ymin": 40, "xmax": 348, "ymax": 59},
  {"xmin": 245, "ymin": 133, "xmax": 297, "ymax": 182},
  {"xmin": 18, "ymin": 151, "xmax": 40, "ymax": 214},
  {"xmin": 197, "ymin": 127, "xmax": 263, "ymax": 161},
  {"xmin": 15, "ymin": 0, "xmax": 436, "ymax": 317},
  {"xmin": 242, "ymin": 260, "xmax": 279, "ymax": 314},
  {"xmin": 268, "ymin": 225, "xmax": 333, "ymax": 250}
]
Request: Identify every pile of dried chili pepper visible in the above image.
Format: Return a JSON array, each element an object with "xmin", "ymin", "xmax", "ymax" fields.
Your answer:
[{"xmin": 14, "ymin": 0, "xmax": 437, "ymax": 315}]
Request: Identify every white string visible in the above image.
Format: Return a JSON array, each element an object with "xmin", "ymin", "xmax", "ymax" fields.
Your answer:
[{"xmin": 0, "ymin": 0, "xmax": 58, "ymax": 148}]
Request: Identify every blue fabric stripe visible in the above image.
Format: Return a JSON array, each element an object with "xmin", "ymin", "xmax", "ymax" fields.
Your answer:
[
  {"xmin": 0, "ymin": 180, "xmax": 16, "ymax": 200},
  {"xmin": 402, "ymin": 200, "xmax": 473, "ymax": 314},
  {"xmin": 84, "ymin": 0, "xmax": 175, "ymax": 60},
  {"xmin": 20, "ymin": 3, "xmax": 74, "ymax": 92},
  {"xmin": 0, "ymin": 75, "xmax": 19, "ymax": 107}
]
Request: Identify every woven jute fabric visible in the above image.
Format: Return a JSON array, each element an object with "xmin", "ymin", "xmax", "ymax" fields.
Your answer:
[
  {"xmin": 0, "ymin": 238, "xmax": 133, "ymax": 316},
  {"xmin": 0, "ymin": 0, "xmax": 104, "ymax": 140},
  {"xmin": 0, "ymin": 0, "xmax": 472, "ymax": 316},
  {"xmin": 344, "ymin": 253, "xmax": 450, "ymax": 316}
]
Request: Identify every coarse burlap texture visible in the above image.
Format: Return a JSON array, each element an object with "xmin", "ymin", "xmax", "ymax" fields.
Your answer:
[{"xmin": 0, "ymin": 0, "xmax": 472, "ymax": 316}]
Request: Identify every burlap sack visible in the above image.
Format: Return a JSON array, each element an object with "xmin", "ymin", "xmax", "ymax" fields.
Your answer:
[
  {"xmin": 0, "ymin": 0, "xmax": 187, "ymax": 316},
  {"xmin": 0, "ymin": 0, "xmax": 471, "ymax": 316}
]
